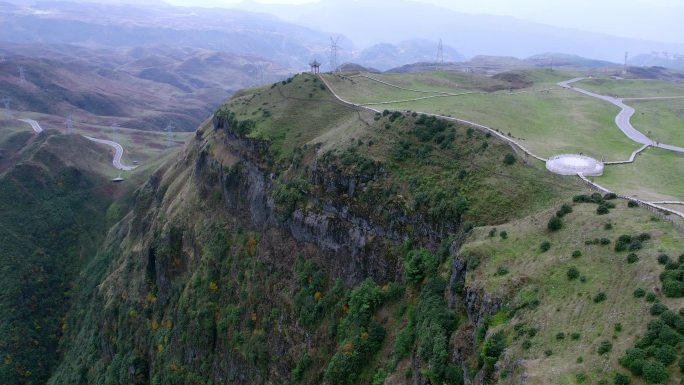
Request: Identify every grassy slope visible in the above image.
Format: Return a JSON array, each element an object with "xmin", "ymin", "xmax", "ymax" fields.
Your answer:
[
  {"xmin": 226, "ymin": 73, "xmax": 584, "ymax": 223},
  {"xmin": 596, "ymin": 148, "xmax": 684, "ymax": 202},
  {"xmin": 325, "ymin": 70, "xmax": 684, "ymax": 382},
  {"xmin": 577, "ymin": 78, "xmax": 684, "ymax": 98},
  {"xmin": 224, "ymin": 77, "xmax": 370, "ymax": 162},
  {"xmin": 462, "ymin": 200, "xmax": 684, "ymax": 385},
  {"xmin": 325, "ymin": 70, "xmax": 639, "ymax": 161},
  {"xmin": 630, "ymin": 98, "xmax": 684, "ymax": 148}
]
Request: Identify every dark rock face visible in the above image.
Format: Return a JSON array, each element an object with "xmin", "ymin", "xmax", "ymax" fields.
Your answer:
[{"xmin": 206, "ymin": 120, "xmax": 511, "ymax": 382}]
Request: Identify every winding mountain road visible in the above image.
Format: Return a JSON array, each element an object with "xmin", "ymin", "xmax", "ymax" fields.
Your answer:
[
  {"xmin": 83, "ymin": 136, "xmax": 138, "ymax": 171},
  {"xmin": 17, "ymin": 117, "xmax": 137, "ymax": 171},
  {"xmin": 18, "ymin": 119, "xmax": 43, "ymax": 133},
  {"xmin": 558, "ymin": 78, "xmax": 684, "ymax": 153}
]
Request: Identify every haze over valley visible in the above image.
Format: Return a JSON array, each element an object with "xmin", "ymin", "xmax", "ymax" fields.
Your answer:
[{"xmin": 2, "ymin": 1, "xmax": 684, "ymax": 385}]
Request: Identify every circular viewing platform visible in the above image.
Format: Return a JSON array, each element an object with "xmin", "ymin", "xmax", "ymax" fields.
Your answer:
[{"xmin": 546, "ymin": 154, "xmax": 604, "ymax": 176}]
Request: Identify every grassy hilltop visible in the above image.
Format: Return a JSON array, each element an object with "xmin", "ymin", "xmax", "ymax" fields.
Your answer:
[
  {"xmin": 31, "ymin": 72, "xmax": 684, "ymax": 385},
  {"xmin": 324, "ymin": 69, "xmax": 684, "ymax": 203}
]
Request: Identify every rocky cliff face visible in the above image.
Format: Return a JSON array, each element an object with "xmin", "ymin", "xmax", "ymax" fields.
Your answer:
[{"xmin": 46, "ymin": 90, "xmax": 522, "ymax": 385}]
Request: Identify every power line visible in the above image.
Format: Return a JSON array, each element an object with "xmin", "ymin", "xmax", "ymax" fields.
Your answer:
[
  {"xmin": 18, "ymin": 66, "xmax": 26, "ymax": 85},
  {"xmin": 2, "ymin": 96, "xmax": 11, "ymax": 118},
  {"xmin": 111, "ymin": 122, "xmax": 120, "ymax": 144},
  {"xmin": 624, "ymin": 51, "xmax": 629, "ymax": 74},
  {"xmin": 66, "ymin": 114, "xmax": 74, "ymax": 134},
  {"xmin": 165, "ymin": 122, "xmax": 175, "ymax": 148}
]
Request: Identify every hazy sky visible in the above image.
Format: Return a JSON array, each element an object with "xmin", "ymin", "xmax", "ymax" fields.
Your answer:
[{"xmin": 163, "ymin": 0, "xmax": 684, "ymax": 44}]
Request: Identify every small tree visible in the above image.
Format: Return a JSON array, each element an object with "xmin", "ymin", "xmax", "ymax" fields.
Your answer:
[
  {"xmin": 567, "ymin": 267, "xmax": 580, "ymax": 280},
  {"xmin": 540, "ymin": 241, "xmax": 551, "ymax": 252},
  {"xmin": 598, "ymin": 340, "xmax": 612, "ymax": 355},
  {"xmin": 548, "ymin": 216, "xmax": 563, "ymax": 232},
  {"xmin": 503, "ymin": 153, "xmax": 516, "ymax": 165},
  {"xmin": 593, "ymin": 292, "xmax": 607, "ymax": 303},
  {"xmin": 614, "ymin": 373, "xmax": 630, "ymax": 385}
]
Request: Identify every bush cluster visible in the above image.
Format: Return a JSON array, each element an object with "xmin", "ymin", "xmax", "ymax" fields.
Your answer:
[
  {"xmin": 404, "ymin": 248, "xmax": 441, "ymax": 286},
  {"xmin": 394, "ymin": 278, "xmax": 460, "ymax": 383},
  {"xmin": 659, "ymin": 255, "xmax": 684, "ymax": 297},
  {"xmin": 598, "ymin": 340, "xmax": 613, "ymax": 355},
  {"xmin": 324, "ymin": 279, "xmax": 388, "ymax": 385},
  {"xmin": 614, "ymin": 233, "xmax": 651, "ymax": 252},
  {"xmin": 585, "ymin": 238, "xmax": 611, "ymax": 246},
  {"xmin": 626, "ymin": 253, "xmax": 639, "ymax": 264},
  {"xmin": 619, "ymin": 301, "xmax": 684, "ymax": 384},
  {"xmin": 413, "ymin": 114, "xmax": 454, "ymax": 146},
  {"xmin": 573, "ymin": 193, "xmax": 617, "ymax": 215}
]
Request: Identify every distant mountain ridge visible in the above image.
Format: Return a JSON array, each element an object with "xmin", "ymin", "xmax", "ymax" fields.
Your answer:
[
  {"xmin": 235, "ymin": 0, "xmax": 684, "ymax": 63},
  {"xmin": 0, "ymin": 43, "xmax": 289, "ymax": 131}
]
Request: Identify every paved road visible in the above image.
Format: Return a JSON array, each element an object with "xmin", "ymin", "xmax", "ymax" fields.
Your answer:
[
  {"xmin": 16, "ymin": 118, "xmax": 137, "ymax": 171},
  {"xmin": 559, "ymin": 78, "xmax": 684, "ymax": 153},
  {"xmin": 18, "ymin": 119, "xmax": 43, "ymax": 133},
  {"xmin": 83, "ymin": 136, "xmax": 138, "ymax": 171}
]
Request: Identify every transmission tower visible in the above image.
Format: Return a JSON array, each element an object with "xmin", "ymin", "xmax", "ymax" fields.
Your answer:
[
  {"xmin": 2, "ymin": 96, "xmax": 11, "ymax": 118},
  {"xmin": 329, "ymin": 36, "xmax": 340, "ymax": 72},
  {"xmin": 254, "ymin": 63, "xmax": 265, "ymax": 86},
  {"xmin": 18, "ymin": 66, "xmax": 26, "ymax": 85},
  {"xmin": 436, "ymin": 39, "xmax": 444, "ymax": 64},
  {"xmin": 165, "ymin": 122, "xmax": 175, "ymax": 148},
  {"xmin": 623, "ymin": 51, "xmax": 629, "ymax": 74},
  {"xmin": 111, "ymin": 122, "xmax": 120, "ymax": 143},
  {"xmin": 66, "ymin": 114, "xmax": 74, "ymax": 133}
]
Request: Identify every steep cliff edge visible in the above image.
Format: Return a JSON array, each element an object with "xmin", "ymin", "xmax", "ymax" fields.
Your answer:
[{"xmin": 44, "ymin": 74, "xmax": 684, "ymax": 385}]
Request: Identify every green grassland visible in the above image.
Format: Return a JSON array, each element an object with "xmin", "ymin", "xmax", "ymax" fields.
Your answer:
[
  {"xmin": 630, "ymin": 98, "xmax": 684, "ymax": 148},
  {"xmin": 462, "ymin": 200, "xmax": 684, "ymax": 385},
  {"xmin": 325, "ymin": 71, "xmax": 640, "ymax": 161},
  {"xmin": 596, "ymin": 148, "xmax": 684, "ymax": 202},
  {"xmin": 0, "ymin": 119, "xmax": 25, "ymax": 142},
  {"xmin": 325, "ymin": 69, "xmax": 684, "ymax": 205},
  {"xmin": 224, "ymin": 76, "xmax": 372, "ymax": 162},
  {"xmin": 578, "ymin": 78, "xmax": 684, "ymax": 98},
  {"xmin": 224, "ymin": 73, "xmax": 586, "ymax": 224},
  {"xmin": 374, "ymin": 88, "xmax": 636, "ymax": 161}
]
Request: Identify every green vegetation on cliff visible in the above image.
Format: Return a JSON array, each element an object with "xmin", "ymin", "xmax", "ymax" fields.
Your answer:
[
  {"xmin": 9, "ymin": 72, "xmax": 681, "ymax": 385},
  {"xmin": 0, "ymin": 132, "xmax": 114, "ymax": 384}
]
